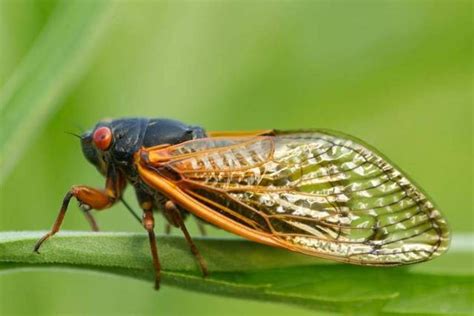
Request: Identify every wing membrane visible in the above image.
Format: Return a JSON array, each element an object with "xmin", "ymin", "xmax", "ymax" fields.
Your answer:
[{"xmin": 139, "ymin": 130, "xmax": 450, "ymax": 265}]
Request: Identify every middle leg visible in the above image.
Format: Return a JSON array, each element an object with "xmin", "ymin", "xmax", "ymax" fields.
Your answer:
[
  {"xmin": 135, "ymin": 189, "xmax": 162, "ymax": 290},
  {"xmin": 142, "ymin": 201, "xmax": 161, "ymax": 290}
]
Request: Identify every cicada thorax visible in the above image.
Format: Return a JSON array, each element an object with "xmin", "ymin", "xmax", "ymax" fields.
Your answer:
[{"xmin": 124, "ymin": 120, "xmax": 209, "ymax": 228}]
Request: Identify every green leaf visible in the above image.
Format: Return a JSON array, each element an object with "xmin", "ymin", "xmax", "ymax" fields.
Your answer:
[
  {"xmin": 0, "ymin": 232, "xmax": 472, "ymax": 315},
  {"xmin": 0, "ymin": 0, "xmax": 114, "ymax": 183}
]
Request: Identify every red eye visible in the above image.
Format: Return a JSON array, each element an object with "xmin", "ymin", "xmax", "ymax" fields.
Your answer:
[{"xmin": 93, "ymin": 127, "xmax": 112, "ymax": 150}]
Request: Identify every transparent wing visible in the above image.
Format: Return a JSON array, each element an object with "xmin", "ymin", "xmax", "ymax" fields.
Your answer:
[{"xmin": 142, "ymin": 130, "xmax": 450, "ymax": 265}]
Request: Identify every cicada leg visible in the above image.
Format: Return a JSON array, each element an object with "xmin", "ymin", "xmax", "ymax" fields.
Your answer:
[
  {"xmin": 34, "ymin": 185, "xmax": 119, "ymax": 253},
  {"xmin": 34, "ymin": 191, "xmax": 74, "ymax": 253},
  {"xmin": 34, "ymin": 170, "xmax": 126, "ymax": 253},
  {"xmin": 164, "ymin": 221, "xmax": 202, "ymax": 235},
  {"xmin": 135, "ymin": 188, "xmax": 162, "ymax": 289},
  {"xmin": 142, "ymin": 203, "xmax": 161, "ymax": 290},
  {"xmin": 164, "ymin": 223, "xmax": 172, "ymax": 235},
  {"xmin": 82, "ymin": 208, "xmax": 100, "ymax": 232},
  {"xmin": 165, "ymin": 200, "xmax": 208, "ymax": 277},
  {"xmin": 196, "ymin": 220, "xmax": 207, "ymax": 237}
]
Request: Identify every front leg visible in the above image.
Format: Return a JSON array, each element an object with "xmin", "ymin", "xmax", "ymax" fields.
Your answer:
[{"xmin": 34, "ymin": 171, "xmax": 125, "ymax": 253}]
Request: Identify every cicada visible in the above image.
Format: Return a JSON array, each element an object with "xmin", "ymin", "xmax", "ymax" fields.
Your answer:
[{"xmin": 34, "ymin": 118, "xmax": 450, "ymax": 289}]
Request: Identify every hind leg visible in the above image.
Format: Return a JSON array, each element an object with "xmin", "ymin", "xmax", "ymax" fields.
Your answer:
[{"xmin": 164, "ymin": 200, "xmax": 208, "ymax": 277}]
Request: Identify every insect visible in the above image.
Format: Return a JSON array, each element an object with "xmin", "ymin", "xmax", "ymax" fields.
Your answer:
[{"xmin": 34, "ymin": 118, "xmax": 450, "ymax": 289}]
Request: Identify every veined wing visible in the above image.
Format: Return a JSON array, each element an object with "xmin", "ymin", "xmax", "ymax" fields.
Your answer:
[{"xmin": 138, "ymin": 130, "xmax": 450, "ymax": 265}]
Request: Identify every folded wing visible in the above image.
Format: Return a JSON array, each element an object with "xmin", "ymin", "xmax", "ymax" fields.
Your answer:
[{"xmin": 141, "ymin": 130, "xmax": 450, "ymax": 265}]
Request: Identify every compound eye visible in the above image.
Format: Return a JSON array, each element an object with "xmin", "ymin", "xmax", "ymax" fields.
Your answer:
[{"xmin": 93, "ymin": 126, "xmax": 112, "ymax": 151}]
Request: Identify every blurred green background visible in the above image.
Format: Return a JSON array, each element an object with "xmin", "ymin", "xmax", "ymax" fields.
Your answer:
[{"xmin": 0, "ymin": 0, "xmax": 472, "ymax": 315}]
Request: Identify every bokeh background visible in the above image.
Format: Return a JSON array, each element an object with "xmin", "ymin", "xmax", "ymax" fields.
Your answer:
[{"xmin": 0, "ymin": 0, "xmax": 472, "ymax": 315}]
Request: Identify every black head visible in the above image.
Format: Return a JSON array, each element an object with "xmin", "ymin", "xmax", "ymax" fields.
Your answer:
[{"xmin": 80, "ymin": 118, "xmax": 205, "ymax": 176}]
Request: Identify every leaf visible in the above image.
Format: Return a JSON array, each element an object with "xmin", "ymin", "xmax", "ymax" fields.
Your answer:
[
  {"xmin": 0, "ymin": 0, "xmax": 114, "ymax": 183},
  {"xmin": 0, "ymin": 232, "xmax": 472, "ymax": 315}
]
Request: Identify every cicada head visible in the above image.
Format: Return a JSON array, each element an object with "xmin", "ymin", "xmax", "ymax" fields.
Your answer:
[
  {"xmin": 79, "ymin": 118, "xmax": 148, "ymax": 175},
  {"xmin": 80, "ymin": 128, "xmax": 108, "ymax": 176},
  {"xmin": 80, "ymin": 118, "xmax": 206, "ymax": 176}
]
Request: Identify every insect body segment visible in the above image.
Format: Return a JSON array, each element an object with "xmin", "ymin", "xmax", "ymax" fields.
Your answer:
[{"xmin": 35, "ymin": 118, "xmax": 450, "ymax": 290}]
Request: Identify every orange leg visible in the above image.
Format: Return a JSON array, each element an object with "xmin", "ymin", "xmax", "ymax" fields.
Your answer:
[
  {"xmin": 165, "ymin": 200, "xmax": 208, "ymax": 277},
  {"xmin": 34, "ymin": 185, "xmax": 118, "ymax": 253},
  {"xmin": 142, "ymin": 203, "xmax": 161, "ymax": 290}
]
